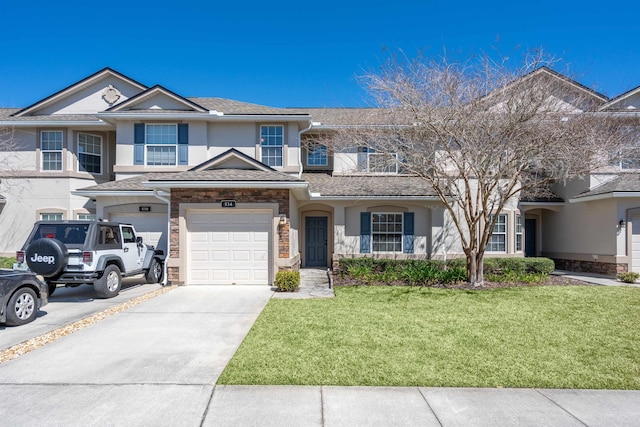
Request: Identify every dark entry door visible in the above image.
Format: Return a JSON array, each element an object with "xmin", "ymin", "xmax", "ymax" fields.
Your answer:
[
  {"xmin": 305, "ymin": 216, "xmax": 328, "ymax": 267},
  {"xmin": 525, "ymin": 218, "xmax": 536, "ymax": 257}
]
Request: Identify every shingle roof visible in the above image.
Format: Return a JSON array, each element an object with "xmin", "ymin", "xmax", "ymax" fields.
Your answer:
[
  {"xmin": 573, "ymin": 173, "xmax": 640, "ymax": 199},
  {"xmin": 296, "ymin": 108, "xmax": 396, "ymax": 126},
  {"xmin": 188, "ymin": 98, "xmax": 308, "ymax": 115},
  {"xmin": 302, "ymin": 172, "xmax": 438, "ymax": 197},
  {"xmin": 0, "ymin": 108, "xmax": 101, "ymax": 122},
  {"xmin": 77, "ymin": 169, "xmax": 303, "ymax": 192},
  {"xmin": 77, "ymin": 173, "xmax": 172, "ymax": 192}
]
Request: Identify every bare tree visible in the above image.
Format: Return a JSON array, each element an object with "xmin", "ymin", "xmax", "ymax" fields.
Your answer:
[{"xmin": 327, "ymin": 49, "xmax": 634, "ymax": 285}]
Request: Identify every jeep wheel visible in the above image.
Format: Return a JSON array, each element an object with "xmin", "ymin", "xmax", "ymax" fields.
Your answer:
[
  {"xmin": 145, "ymin": 258, "xmax": 163, "ymax": 284},
  {"xmin": 94, "ymin": 264, "xmax": 121, "ymax": 298},
  {"xmin": 47, "ymin": 282, "xmax": 57, "ymax": 297},
  {"xmin": 6, "ymin": 287, "xmax": 38, "ymax": 326}
]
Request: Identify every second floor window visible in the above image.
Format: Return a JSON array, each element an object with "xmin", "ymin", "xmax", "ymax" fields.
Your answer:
[
  {"xmin": 41, "ymin": 131, "xmax": 63, "ymax": 171},
  {"xmin": 357, "ymin": 147, "xmax": 399, "ymax": 174},
  {"xmin": 307, "ymin": 144, "xmax": 327, "ymax": 166},
  {"xmin": 261, "ymin": 125, "xmax": 283, "ymax": 167},
  {"xmin": 146, "ymin": 124, "xmax": 177, "ymax": 166},
  {"xmin": 78, "ymin": 133, "xmax": 102, "ymax": 174}
]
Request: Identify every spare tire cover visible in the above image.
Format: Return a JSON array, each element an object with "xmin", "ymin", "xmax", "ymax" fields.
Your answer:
[{"xmin": 25, "ymin": 238, "xmax": 68, "ymax": 277}]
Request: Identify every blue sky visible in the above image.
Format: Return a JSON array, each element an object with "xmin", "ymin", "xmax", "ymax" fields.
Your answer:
[{"xmin": 1, "ymin": 0, "xmax": 638, "ymax": 108}]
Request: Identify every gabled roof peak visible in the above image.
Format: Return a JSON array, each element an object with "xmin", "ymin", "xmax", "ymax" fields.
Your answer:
[{"xmin": 12, "ymin": 68, "xmax": 148, "ymax": 117}]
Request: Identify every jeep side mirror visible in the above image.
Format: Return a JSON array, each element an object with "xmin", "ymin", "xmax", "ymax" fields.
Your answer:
[{"xmin": 136, "ymin": 236, "xmax": 143, "ymax": 245}]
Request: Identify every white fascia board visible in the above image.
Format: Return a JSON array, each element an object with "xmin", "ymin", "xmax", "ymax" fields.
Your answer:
[
  {"xmin": 519, "ymin": 202, "xmax": 564, "ymax": 206},
  {"xmin": 309, "ymin": 194, "xmax": 440, "ymax": 201},
  {"xmin": 96, "ymin": 113, "xmax": 311, "ymax": 122},
  {"xmin": 97, "ymin": 113, "xmax": 210, "ymax": 120},
  {"xmin": 72, "ymin": 190, "xmax": 155, "ymax": 198},
  {"xmin": 0, "ymin": 120, "xmax": 109, "ymax": 127},
  {"xmin": 569, "ymin": 192, "xmax": 640, "ymax": 203},
  {"xmin": 141, "ymin": 181, "xmax": 308, "ymax": 190},
  {"xmin": 214, "ymin": 114, "xmax": 311, "ymax": 122}
]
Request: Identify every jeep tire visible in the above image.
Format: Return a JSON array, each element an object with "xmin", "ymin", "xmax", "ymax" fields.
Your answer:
[
  {"xmin": 47, "ymin": 281, "xmax": 57, "ymax": 297},
  {"xmin": 94, "ymin": 264, "xmax": 122, "ymax": 298},
  {"xmin": 25, "ymin": 238, "xmax": 68, "ymax": 278},
  {"xmin": 145, "ymin": 258, "xmax": 163, "ymax": 284}
]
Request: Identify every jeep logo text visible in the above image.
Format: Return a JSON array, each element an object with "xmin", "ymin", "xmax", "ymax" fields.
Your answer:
[{"xmin": 30, "ymin": 253, "xmax": 56, "ymax": 264}]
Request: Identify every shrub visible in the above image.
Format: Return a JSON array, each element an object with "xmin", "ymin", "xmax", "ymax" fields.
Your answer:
[
  {"xmin": 437, "ymin": 267, "xmax": 467, "ymax": 285},
  {"xmin": 618, "ymin": 271, "xmax": 640, "ymax": 284},
  {"xmin": 337, "ymin": 257, "xmax": 554, "ymax": 286},
  {"xmin": 274, "ymin": 271, "xmax": 300, "ymax": 292},
  {"xmin": 0, "ymin": 257, "xmax": 16, "ymax": 269}
]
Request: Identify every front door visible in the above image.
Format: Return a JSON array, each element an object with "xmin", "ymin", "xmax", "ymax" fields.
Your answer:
[
  {"xmin": 305, "ymin": 216, "xmax": 328, "ymax": 267},
  {"xmin": 524, "ymin": 218, "xmax": 536, "ymax": 257}
]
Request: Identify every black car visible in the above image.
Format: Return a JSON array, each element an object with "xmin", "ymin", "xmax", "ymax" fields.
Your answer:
[{"xmin": 0, "ymin": 269, "xmax": 48, "ymax": 326}]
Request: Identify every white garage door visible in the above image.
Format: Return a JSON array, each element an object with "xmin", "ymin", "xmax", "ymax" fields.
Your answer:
[
  {"xmin": 111, "ymin": 214, "xmax": 166, "ymax": 250},
  {"xmin": 632, "ymin": 216, "xmax": 640, "ymax": 273},
  {"xmin": 188, "ymin": 211, "xmax": 270, "ymax": 285}
]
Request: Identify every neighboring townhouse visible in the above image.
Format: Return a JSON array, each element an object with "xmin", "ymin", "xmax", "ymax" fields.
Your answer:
[{"xmin": 0, "ymin": 67, "xmax": 639, "ymax": 284}]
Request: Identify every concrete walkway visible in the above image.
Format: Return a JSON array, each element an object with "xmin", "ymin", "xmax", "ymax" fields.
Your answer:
[
  {"xmin": 553, "ymin": 269, "xmax": 640, "ymax": 287},
  {"xmin": 272, "ymin": 267, "xmax": 335, "ymax": 299}
]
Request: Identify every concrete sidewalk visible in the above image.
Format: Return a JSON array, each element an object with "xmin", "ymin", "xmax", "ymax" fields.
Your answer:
[
  {"xmin": 1, "ymin": 284, "xmax": 638, "ymax": 426},
  {"xmin": 553, "ymin": 269, "xmax": 640, "ymax": 287}
]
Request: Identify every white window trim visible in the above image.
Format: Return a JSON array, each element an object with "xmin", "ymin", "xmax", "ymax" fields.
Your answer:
[
  {"xmin": 40, "ymin": 212, "xmax": 63, "ymax": 221},
  {"xmin": 77, "ymin": 132, "xmax": 103, "ymax": 175},
  {"xmin": 77, "ymin": 213, "xmax": 97, "ymax": 221},
  {"xmin": 145, "ymin": 123, "xmax": 178, "ymax": 166},
  {"xmin": 260, "ymin": 124, "xmax": 284, "ymax": 167},
  {"xmin": 368, "ymin": 152, "xmax": 399, "ymax": 174},
  {"xmin": 371, "ymin": 212, "xmax": 404, "ymax": 253},
  {"xmin": 40, "ymin": 130, "xmax": 64, "ymax": 172},
  {"xmin": 516, "ymin": 215, "xmax": 523, "ymax": 252},
  {"xmin": 488, "ymin": 214, "xmax": 508, "ymax": 253}
]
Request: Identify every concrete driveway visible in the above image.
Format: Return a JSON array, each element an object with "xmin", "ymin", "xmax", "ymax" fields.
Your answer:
[
  {"xmin": 0, "ymin": 285, "xmax": 273, "ymax": 426},
  {"xmin": 1, "ymin": 277, "xmax": 162, "ymax": 350}
]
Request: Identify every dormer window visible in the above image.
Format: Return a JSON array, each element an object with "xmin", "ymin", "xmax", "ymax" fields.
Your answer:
[
  {"xmin": 260, "ymin": 125, "xmax": 283, "ymax": 167},
  {"xmin": 357, "ymin": 147, "xmax": 399, "ymax": 174},
  {"xmin": 307, "ymin": 144, "xmax": 327, "ymax": 166}
]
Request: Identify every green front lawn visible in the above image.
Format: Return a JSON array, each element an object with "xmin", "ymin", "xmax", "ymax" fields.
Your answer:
[{"xmin": 218, "ymin": 286, "xmax": 640, "ymax": 389}]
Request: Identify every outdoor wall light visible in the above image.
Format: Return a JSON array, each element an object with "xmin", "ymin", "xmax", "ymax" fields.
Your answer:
[
  {"xmin": 619, "ymin": 219, "xmax": 626, "ymax": 227},
  {"xmin": 279, "ymin": 214, "xmax": 287, "ymax": 225}
]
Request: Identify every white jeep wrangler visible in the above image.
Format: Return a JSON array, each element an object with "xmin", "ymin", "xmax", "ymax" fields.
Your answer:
[{"xmin": 16, "ymin": 221, "xmax": 165, "ymax": 298}]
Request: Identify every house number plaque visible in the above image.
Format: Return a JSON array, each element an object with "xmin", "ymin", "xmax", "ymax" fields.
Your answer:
[{"xmin": 221, "ymin": 200, "xmax": 236, "ymax": 208}]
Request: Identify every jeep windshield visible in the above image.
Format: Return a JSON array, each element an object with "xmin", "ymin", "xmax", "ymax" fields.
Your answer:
[{"xmin": 33, "ymin": 224, "xmax": 89, "ymax": 245}]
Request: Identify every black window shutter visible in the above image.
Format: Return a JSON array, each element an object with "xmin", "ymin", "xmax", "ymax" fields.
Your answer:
[
  {"xmin": 178, "ymin": 124, "xmax": 188, "ymax": 165},
  {"xmin": 360, "ymin": 212, "xmax": 371, "ymax": 253},
  {"xmin": 134, "ymin": 124, "xmax": 145, "ymax": 165},
  {"xmin": 403, "ymin": 212, "xmax": 415, "ymax": 253}
]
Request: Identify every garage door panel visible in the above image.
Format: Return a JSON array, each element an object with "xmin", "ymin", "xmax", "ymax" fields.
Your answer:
[
  {"xmin": 188, "ymin": 211, "xmax": 271, "ymax": 285},
  {"xmin": 212, "ymin": 250, "xmax": 230, "ymax": 261},
  {"xmin": 190, "ymin": 250, "xmax": 210, "ymax": 262}
]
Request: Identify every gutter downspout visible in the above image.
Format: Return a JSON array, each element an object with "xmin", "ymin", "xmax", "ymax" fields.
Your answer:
[
  {"xmin": 153, "ymin": 189, "xmax": 171, "ymax": 286},
  {"xmin": 298, "ymin": 119, "xmax": 314, "ymax": 178}
]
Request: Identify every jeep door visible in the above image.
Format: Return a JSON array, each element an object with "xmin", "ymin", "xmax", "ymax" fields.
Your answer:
[{"xmin": 120, "ymin": 225, "xmax": 144, "ymax": 272}]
